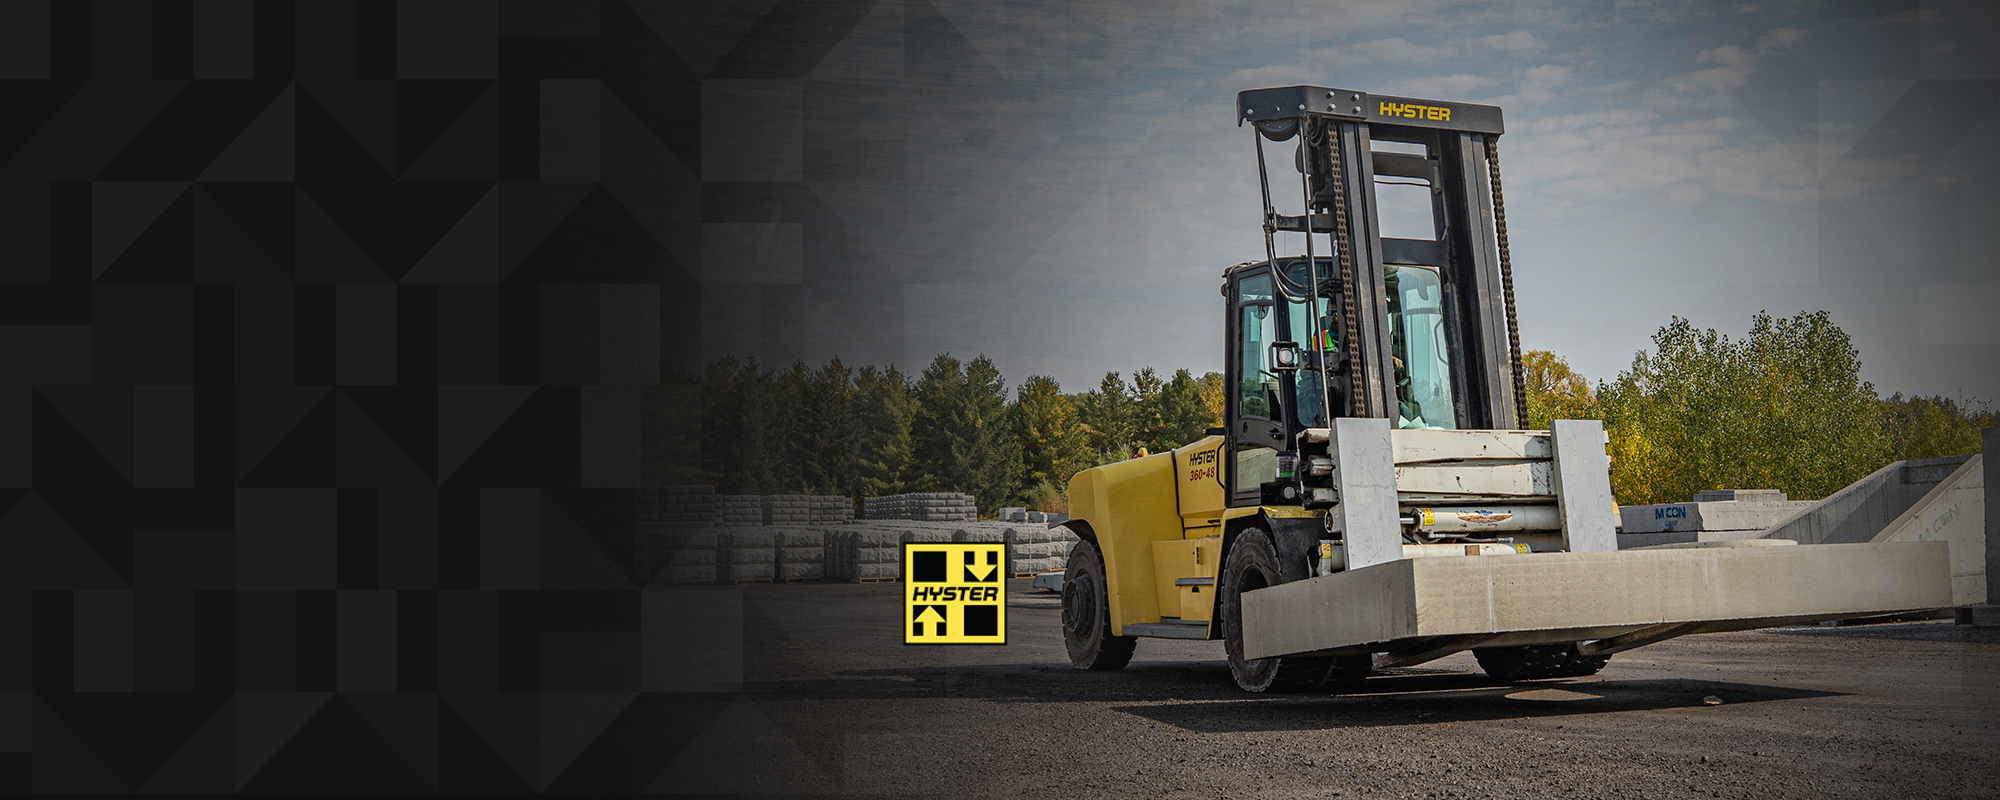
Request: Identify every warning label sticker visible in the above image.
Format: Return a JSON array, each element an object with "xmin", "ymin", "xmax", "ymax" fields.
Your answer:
[{"xmin": 903, "ymin": 543, "xmax": 1007, "ymax": 645}]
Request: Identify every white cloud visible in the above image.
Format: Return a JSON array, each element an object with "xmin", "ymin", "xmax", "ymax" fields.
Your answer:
[
  {"xmin": 1310, "ymin": 37, "xmax": 1457, "ymax": 66},
  {"xmin": 1481, "ymin": 30, "xmax": 1545, "ymax": 51},
  {"xmin": 1667, "ymin": 27, "xmax": 1809, "ymax": 93},
  {"xmin": 1396, "ymin": 73, "xmax": 1495, "ymax": 98}
]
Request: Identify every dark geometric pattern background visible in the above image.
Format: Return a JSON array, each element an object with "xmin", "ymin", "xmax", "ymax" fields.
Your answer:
[{"xmin": 0, "ymin": 0, "xmax": 840, "ymax": 791}]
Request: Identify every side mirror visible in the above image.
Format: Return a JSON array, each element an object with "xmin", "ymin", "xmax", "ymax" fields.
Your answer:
[{"xmin": 1268, "ymin": 341, "xmax": 1302, "ymax": 372}]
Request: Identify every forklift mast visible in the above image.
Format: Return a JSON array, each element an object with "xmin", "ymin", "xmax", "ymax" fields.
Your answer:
[{"xmin": 1223, "ymin": 86, "xmax": 1525, "ymax": 507}]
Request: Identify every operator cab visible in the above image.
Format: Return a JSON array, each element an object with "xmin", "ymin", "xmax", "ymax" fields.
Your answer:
[
  {"xmin": 1223, "ymin": 258, "xmax": 1464, "ymax": 504},
  {"xmin": 1222, "ymin": 86, "xmax": 1519, "ymax": 508}
]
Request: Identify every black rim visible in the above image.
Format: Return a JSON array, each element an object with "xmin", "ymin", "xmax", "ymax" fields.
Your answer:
[{"xmin": 1063, "ymin": 573, "xmax": 1096, "ymax": 638}]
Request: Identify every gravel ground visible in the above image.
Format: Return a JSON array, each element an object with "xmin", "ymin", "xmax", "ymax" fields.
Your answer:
[{"xmin": 646, "ymin": 579, "xmax": 2000, "ymax": 798}]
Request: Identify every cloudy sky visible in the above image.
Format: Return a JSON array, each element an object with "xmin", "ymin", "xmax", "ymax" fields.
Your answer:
[{"xmin": 693, "ymin": 0, "xmax": 1999, "ymax": 400}]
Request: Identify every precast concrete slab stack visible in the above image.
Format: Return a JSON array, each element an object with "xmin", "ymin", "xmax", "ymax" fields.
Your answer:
[
  {"xmin": 655, "ymin": 530, "xmax": 722, "ymax": 585},
  {"xmin": 1048, "ymin": 524, "xmax": 1078, "ymax": 571},
  {"xmin": 862, "ymin": 492, "xmax": 977, "ymax": 521},
  {"xmin": 1005, "ymin": 523, "xmax": 1051, "ymax": 576},
  {"xmin": 828, "ymin": 529, "xmax": 902, "ymax": 582},
  {"xmin": 809, "ymin": 495, "xmax": 855, "ymax": 523},
  {"xmin": 718, "ymin": 495, "xmax": 764, "ymax": 526},
  {"xmin": 721, "ymin": 529, "xmax": 776, "ymax": 583},
  {"xmin": 1618, "ymin": 489, "xmax": 1817, "ymax": 549},
  {"xmin": 773, "ymin": 528, "xmax": 827, "ymax": 581},
  {"xmin": 764, "ymin": 494, "xmax": 812, "ymax": 525}
]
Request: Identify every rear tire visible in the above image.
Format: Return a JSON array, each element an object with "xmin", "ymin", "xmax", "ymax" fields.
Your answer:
[
  {"xmin": 1221, "ymin": 529, "xmax": 1334, "ymax": 693},
  {"xmin": 1062, "ymin": 539, "xmax": 1135, "ymax": 670}
]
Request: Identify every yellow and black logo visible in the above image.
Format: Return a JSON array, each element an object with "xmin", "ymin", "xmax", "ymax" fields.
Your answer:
[{"xmin": 903, "ymin": 543, "xmax": 1007, "ymax": 645}]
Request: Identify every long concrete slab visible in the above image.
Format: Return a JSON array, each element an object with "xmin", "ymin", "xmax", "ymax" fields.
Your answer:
[{"xmin": 1240, "ymin": 541, "xmax": 1950, "ymax": 660}]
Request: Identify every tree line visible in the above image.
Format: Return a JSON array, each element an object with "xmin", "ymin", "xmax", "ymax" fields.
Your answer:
[
  {"xmin": 646, "ymin": 310, "xmax": 1990, "ymax": 512},
  {"xmin": 643, "ymin": 353, "xmax": 1224, "ymax": 513},
  {"xmin": 1523, "ymin": 310, "xmax": 1993, "ymax": 505}
]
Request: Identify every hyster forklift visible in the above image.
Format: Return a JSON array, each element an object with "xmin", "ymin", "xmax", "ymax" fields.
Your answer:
[{"xmin": 1057, "ymin": 86, "xmax": 1949, "ymax": 692}]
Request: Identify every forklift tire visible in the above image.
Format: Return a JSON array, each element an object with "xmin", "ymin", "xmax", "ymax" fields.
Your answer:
[
  {"xmin": 1062, "ymin": 539, "xmax": 1136, "ymax": 670},
  {"xmin": 1473, "ymin": 644, "xmax": 1572, "ymax": 680},
  {"xmin": 1222, "ymin": 529, "xmax": 1334, "ymax": 693}
]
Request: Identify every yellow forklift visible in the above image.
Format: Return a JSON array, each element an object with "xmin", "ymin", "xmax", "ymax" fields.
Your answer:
[{"xmin": 1056, "ymin": 85, "xmax": 1949, "ymax": 692}]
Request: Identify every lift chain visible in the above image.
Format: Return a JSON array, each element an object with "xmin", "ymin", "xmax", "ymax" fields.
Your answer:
[
  {"xmin": 1485, "ymin": 133, "xmax": 1529, "ymax": 429},
  {"xmin": 1325, "ymin": 125, "xmax": 1364, "ymax": 417}
]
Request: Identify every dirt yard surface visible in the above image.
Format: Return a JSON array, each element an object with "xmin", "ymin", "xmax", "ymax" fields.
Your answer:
[{"xmin": 647, "ymin": 578, "xmax": 2000, "ymax": 798}]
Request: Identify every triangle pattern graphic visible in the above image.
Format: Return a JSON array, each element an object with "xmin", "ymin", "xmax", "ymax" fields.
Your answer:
[
  {"xmin": 235, "ymin": 387, "xmax": 332, "ymax": 485},
  {"xmin": 295, "ymin": 186, "xmax": 393, "ymax": 283},
  {"xmin": 193, "ymin": 184, "xmax": 289, "ymax": 283},
  {"xmin": 336, "ymin": 390, "xmax": 437, "ymax": 487},
  {"xmin": 437, "ymin": 386, "xmax": 534, "ymax": 483},
  {"xmin": 438, "ymin": 698, "xmax": 536, "ymax": 793},
  {"xmin": 239, "ymin": 390, "xmax": 337, "ymax": 487},
  {"xmin": 346, "ymin": 692, "xmax": 441, "ymax": 791},
  {"xmin": 343, "ymin": 387, "xmax": 440, "ymax": 481},
  {"xmin": 199, "ymin": 181, "xmax": 295, "ymax": 276},
  {"xmin": 541, "ymin": 497, "xmax": 637, "ymax": 589},
  {"xmin": 511, "ymin": 185, "xmax": 689, "ymax": 284},
  {"xmin": 92, "ymin": 180, "xmax": 191, "ymax": 280},
  {"xmin": 643, "ymin": 697, "xmax": 836, "ymax": 794},
  {"xmin": 537, "ymin": 692, "xmax": 638, "ymax": 791},
  {"xmin": 233, "ymin": 691, "xmax": 332, "ymax": 790},
  {"xmin": 301, "ymin": 79, "xmax": 395, "ymax": 175},
  {"xmin": 805, "ymin": 0, "xmax": 905, "ymax": 82},
  {"xmin": 401, "ymin": 83, "xmax": 497, "ymax": 182},
  {"xmin": 137, "ymin": 695, "xmax": 235, "ymax": 793},
  {"xmin": 240, "ymin": 695, "xmax": 432, "ymax": 793},
  {"xmin": 440, "ymin": 691, "xmax": 538, "ymax": 790},
  {"xmin": 36, "ymin": 387, "xmax": 133, "ymax": 485},
  {"xmin": 396, "ymin": 80, "xmax": 492, "ymax": 177},
  {"xmin": 31, "ymin": 696, "xmax": 128, "ymax": 793},
  {"xmin": 295, "ymin": 82, "xmax": 395, "ymax": 183},
  {"xmin": 544, "ymin": 695, "xmax": 733, "ymax": 793},
  {"xmin": 40, "ymin": 692, "xmax": 232, "ymax": 791},
  {"xmin": 597, "ymin": 87, "xmax": 699, "ymax": 272},
  {"xmin": 624, "ymin": 0, "xmax": 779, "ymax": 77},
  {"xmin": 402, "ymin": 183, "xmax": 498, "ymax": 283},
  {"xmin": 498, "ymin": 181, "xmax": 595, "ymax": 277},
  {"xmin": 199, "ymin": 82, "xmax": 296, "ymax": 181},
  {"xmin": 99, "ymin": 183, "xmax": 195, "ymax": 282},
  {"xmin": 0, "ymin": 490, "xmax": 127, "ymax": 589}
]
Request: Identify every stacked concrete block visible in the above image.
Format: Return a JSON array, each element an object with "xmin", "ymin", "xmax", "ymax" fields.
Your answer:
[
  {"xmin": 998, "ymin": 507, "xmax": 1028, "ymax": 522},
  {"xmin": 764, "ymin": 494, "xmax": 812, "ymax": 525},
  {"xmin": 655, "ymin": 531, "xmax": 722, "ymax": 584},
  {"xmin": 721, "ymin": 529, "xmax": 776, "ymax": 582},
  {"xmin": 862, "ymin": 492, "xmax": 977, "ymax": 522},
  {"xmin": 717, "ymin": 495, "xmax": 765, "ymax": 526},
  {"xmin": 1005, "ymin": 524, "xmax": 1050, "ymax": 575},
  {"xmin": 828, "ymin": 530, "xmax": 903, "ymax": 582},
  {"xmin": 1048, "ymin": 525, "xmax": 1079, "ymax": 572},
  {"xmin": 774, "ymin": 528, "xmax": 827, "ymax": 580},
  {"xmin": 809, "ymin": 495, "xmax": 855, "ymax": 523}
]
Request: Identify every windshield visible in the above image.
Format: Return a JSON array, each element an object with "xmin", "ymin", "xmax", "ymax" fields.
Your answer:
[{"xmin": 1384, "ymin": 265, "xmax": 1457, "ymax": 429}]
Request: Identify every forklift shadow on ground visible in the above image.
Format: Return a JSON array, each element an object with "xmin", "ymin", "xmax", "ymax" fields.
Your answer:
[{"xmin": 1111, "ymin": 674, "xmax": 1848, "ymax": 733}]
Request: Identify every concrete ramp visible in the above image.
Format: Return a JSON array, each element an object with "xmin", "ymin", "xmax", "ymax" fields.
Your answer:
[
  {"xmin": 1754, "ymin": 454, "xmax": 1984, "ymax": 606},
  {"xmin": 1862, "ymin": 456, "xmax": 1983, "ymax": 606},
  {"xmin": 1759, "ymin": 455, "xmax": 1974, "ymax": 545}
]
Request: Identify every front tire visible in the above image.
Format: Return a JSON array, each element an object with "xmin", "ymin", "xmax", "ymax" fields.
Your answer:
[
  {"xmin": 1221, "ymin": 529, "xmax": 1333, "ymax": 692},
  {"xmin": 1062, "ymin": 539, "xmax": 1135, "ymax": 670}
]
